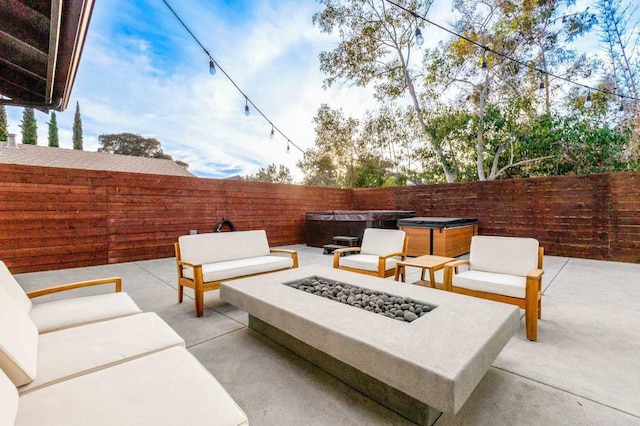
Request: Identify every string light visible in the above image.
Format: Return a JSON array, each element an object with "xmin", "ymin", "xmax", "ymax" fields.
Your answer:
[
  {"xmin": 286, "ymin": 140, "xmax": 290, "ymax": 154},
  {"xmin": 161, "ymin": 0, "xmax": 305, "ymax": 154},
  {"xmin": 209, "ymin": 59, "xmax": 216, "ymax": 75},
  {"xmin": 585, "ymin": 91, "xmax": 592, "ymax": 109},
  {"xmin": 415, "ymin": 28, "xmax": 424, "ymax": 46},
  {"xmin": 270, "ymin": 126, "xmax": 275, "ymax": 139},
  {"xmin": 384, "ymin": 0, "xmax": 640, "ymax": 103},
  {"xmin": 244, "ymin": 97, "xmax": 250, "ymax": 116}
]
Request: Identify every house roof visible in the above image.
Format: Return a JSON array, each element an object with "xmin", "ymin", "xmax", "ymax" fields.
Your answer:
[
  {"xmin": 0, "ymin": 144, "xmax": 194, "ymax": 177},
  {"xmin": 0, "ymin": 0, "xmax": 95, "ymax": 111}
]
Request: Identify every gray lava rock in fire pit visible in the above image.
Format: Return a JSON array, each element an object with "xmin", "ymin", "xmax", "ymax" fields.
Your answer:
[{"xmin": 283, "ymin": 276, "xmax": 437, "ymax": 323}]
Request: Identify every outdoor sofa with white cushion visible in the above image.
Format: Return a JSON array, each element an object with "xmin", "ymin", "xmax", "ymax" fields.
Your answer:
[
  {"xmin": 0, "ymin": 264, "xmax": 249, "ymax": 425},
  {"xmin": 175, "ymin": 230, "xmax": 298, "ymax": 316}
]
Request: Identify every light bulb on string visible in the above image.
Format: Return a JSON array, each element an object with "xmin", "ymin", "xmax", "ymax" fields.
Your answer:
[
  {"xmin": 619, "ymin": 101, "xmax": 624, "ymax": 112},
  {"xmin": 270, "ymin": 126, "xmax": 275, "ymax": 139},
  {"xmin": 415, "ymin": 28, "xmax": 424, "ymax": 46},
  {"xmin": 538, "ymin": 80, "xmax": 545, "ymax": 92},
  {"xmin": 584, "ymin": 91, "xmax": 592, "ymax": 109},
  {"xmin": 286, "ymin": 140, "xmax": 290, "ymax": 154},
  {"xmin": 244, "ymin": 98, "xmax": 250, "ymax": 116},
  {"xmin": 209, "ymin": 59, "xmax": 216, "ymax": 75}
]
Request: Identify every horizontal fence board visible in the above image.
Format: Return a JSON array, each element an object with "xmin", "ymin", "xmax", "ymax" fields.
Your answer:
[{"xmin": 0, "ymin": 164, "xmax": 638, "ymax": 272}]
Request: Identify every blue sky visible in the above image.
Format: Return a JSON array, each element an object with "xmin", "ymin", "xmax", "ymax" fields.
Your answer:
[
  {"xmin": 6, "ymin": 0, "xmax": 385, "ymax": 179},
  {"xmin": 5, "ymin": 0, "xmax": 599, "ymax": 180}
]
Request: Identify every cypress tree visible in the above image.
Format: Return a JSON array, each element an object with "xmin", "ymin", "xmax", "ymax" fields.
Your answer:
[
  {"xmin": 48, "ymin": 111, "xmax": 59, "ymax": 147},
  {"xmin": 20, "ymin": 108, "xmax": 37, "ymax": 145},
  {"xmin": 72, "ymin": 101, "xmax": 83, "ymax": 150},
  {"xmin": 0, "ymin": 105, "xmax": 7, "ymax": 141}
]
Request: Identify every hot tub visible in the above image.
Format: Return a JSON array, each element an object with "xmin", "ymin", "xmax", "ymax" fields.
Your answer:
[
  {"xmin": 397, "ymin": 217, "xmax": 478, "ymax": 257},
  {"xmin": 305, "ymin": 210, "xmax": 415, "ymax": 248}
]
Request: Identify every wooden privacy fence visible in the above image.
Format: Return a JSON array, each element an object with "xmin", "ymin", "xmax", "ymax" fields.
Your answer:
[{"xmin": 0, "ymin": 163, "xmax": 638, "ymax": 273}]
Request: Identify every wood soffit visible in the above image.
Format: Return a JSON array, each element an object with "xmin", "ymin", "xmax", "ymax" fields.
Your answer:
[{"xmin": 0, "ymin": 0, "xmax": 95, "ymax": 112}]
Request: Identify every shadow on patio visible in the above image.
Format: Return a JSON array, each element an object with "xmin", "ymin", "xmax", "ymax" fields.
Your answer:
[{"xmin": 14, "ymin": 245, "xmax": 640, "ymax": 425}]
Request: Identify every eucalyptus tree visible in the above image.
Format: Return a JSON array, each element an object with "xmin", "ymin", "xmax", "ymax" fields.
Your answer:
[
  {"xmin": 597, "ymin": 0, "xmax": 640, "ymax": 156},
  {"xmin": 313, "ymin": 0, "xmax": 457, "ymax": 181},
  {"xmin": 244, "ymin": 164, "xmax": 294, "ymax": 184}
]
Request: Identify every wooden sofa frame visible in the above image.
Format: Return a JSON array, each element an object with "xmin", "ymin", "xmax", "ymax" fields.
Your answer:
[{"xmin": 175, "ymin": 243, "xmax": 299, "ymax": 317}]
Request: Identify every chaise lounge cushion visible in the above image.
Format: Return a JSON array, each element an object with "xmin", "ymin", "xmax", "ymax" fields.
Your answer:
[
  {"xmin": 29, "ymin": 292, "xmax": 142, "ymax": 334},
  {"xmin": 16, "ymin": 347, "xmax": 249, "ymax": 426},
  {"xmin": 19, "ymin": 313, "xmax": 185, "ymax": 394},
  {"xmin": 0, "ymin": 368, "xmax": 18, "ymax": 426},
  {"xmin": 182, "ymin": 255, "xmax": 294, "ymax": 282},
  {"xmin": 0, "ymin": 286, "xmax": 38, "ymax": 388}
]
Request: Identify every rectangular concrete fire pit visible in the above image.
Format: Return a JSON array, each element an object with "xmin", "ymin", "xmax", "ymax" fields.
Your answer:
[{"xmin": 220, "ymin": 265, "xmax": 520, "ymax": 424}]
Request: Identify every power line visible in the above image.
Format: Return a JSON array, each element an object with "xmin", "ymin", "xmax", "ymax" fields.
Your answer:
[
  {"xmin": 385, "ymin": 0, "xmax": 640, "ymax": 102},
  {"xmin": 160, "ymin": 0, "xmax": 306, "ymax": 154}
]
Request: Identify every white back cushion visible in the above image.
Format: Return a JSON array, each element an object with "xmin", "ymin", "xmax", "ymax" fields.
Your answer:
[
  {"xmin": 469, "ymin": 236, "xmax": 539, "ymax": 276},
  {"xmin": 179, "ymin": 230, "xmax": 271, "ymax": 265},
  {"xmin": 360, "ymin": 229, "xmax": 406, "ymax": 256},
  {"xmin": 0, "ymin": 368, "xmax": 18, "ymax": 426},
  {"xmin": 0, "ymin": 286, "xmax": 38, "ymax": 387},
  {"xmin": 0, "ymin": 260, "xmax": 33, "ymax": 314}
]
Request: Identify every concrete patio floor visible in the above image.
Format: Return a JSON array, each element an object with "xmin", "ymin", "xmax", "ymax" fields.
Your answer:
[{"xmin": 14, "ymin": 245, "xmax": 640, "ymax": 425}]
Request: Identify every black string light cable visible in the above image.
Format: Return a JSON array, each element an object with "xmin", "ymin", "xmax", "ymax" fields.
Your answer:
[
  {"xmin": 385, "ymin": 0, "xmax": 640, "ymax": 102},
  {"xmin": 160, "ymin": 0, "xmax": 306, "ymax": 154}
]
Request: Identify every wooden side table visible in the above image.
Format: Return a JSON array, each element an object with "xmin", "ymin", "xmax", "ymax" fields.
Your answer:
[{"xmin": 394, "ymin": 255, "xmax": 455, "ymax": 288}]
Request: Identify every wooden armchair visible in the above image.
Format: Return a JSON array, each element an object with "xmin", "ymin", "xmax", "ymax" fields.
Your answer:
[
  {"xmin": 333, "ymin": 228, "xmax": 408, "ymax": 278},
  {"xmin": 443, "ymin": 236, "xmax": 544, "ymax": 341}
]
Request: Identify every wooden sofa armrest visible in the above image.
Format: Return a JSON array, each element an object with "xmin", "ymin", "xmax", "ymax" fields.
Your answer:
[
  {"xmin": 177, "ymin": 259, "xmax": 202, "ymax": 269},
  {"xmin": 378, "ymin": 251, "xmax": 407, "ymax": 260},
  {"xmin": 442, "ymin": 260, "xmax": 469, "ymax": 291},
  {"xmin": 270, "ymin": 249, "xmax": 299, "ymax": 268},
  {"xmin": 333, "ymin": 247, "xmax": 361, "ymax": 268},
  {"xmin": 527, "ymin": 268, "xmax": 544, "ymax": 280},
  {"xmin": 26, "ymin": 277, "xmax": 122, "ymax": 299}
]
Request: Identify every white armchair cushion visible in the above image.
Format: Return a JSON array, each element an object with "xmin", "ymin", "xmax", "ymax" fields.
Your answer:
[
  {"xmin": 453, "ymin": 270, "xmax": 527, "ymax": 299},
  {"xmin": 19, "ymin": 313, "xmax": 184, "ymax": 394},
  {"xmin": 179, "ymin": 230, "xmax": 271, "ymax": 265},
  {"xmin": 469, "ymin": 236, "xmax": 539, "ymax": 276},
  {"xmin": 17, "ymin": 347, "xmax": 249, "ymax": 426},
  {"xmin": 183, "ymin": 255, "xmax": 293, "ymax": 282},
  {"xmin": 0, "ymin": 368, "xmax": 18, "ymax": 426},
  {"xmin": 0, "ymin": 286, "xmax": 38, "ymax": 387},
  {"xmin": 338, "ymin": 254, "xmax": 400, "ymax": 273},
  {"xmin": 0, "ymin": 260, "xmax": 33, "ymax": 314},
  {"xmin": 29, "ymin": 292, "xmax": 142, "ymax": 334},
  {"xmin": 360, "ymin": 228, "xmax": 406, "ymax": 256}
]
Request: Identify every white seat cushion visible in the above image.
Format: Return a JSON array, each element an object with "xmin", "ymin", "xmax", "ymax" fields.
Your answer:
[
  {"xmin": 29, "ymin": 292, "xmax": 142, "ymax": 333},
  {"xmin": 183, "ymin": 255, "xmax": 293, "ymax": 282},
  {"xmin": 453, "ymin": 270, "xmax": 527, "ymax": 299},
  {"xmin": 19, "ymin": 313, "xmax": 184, "ymax": 394},
  {"xmin": 469, "ymin": 236, "xmax": 539, "ymax": 276},
  {"xmin": 179, "ymin": 230, "xmax": 271, "ymax": 265},
  {"xmin": 338, "ymin": 254, "xmax": 399, "ymax": 273},
  {"xmin": 360, "ymin": 228, "xmax": 406, "ymax": 256},
  {"xmin": 0, "ymin": 361, "xmax": 19, "ymax": 426},
  {"xmin": 0, "ymin": 286, "xmax": 38, "ymax": 387},
  {"xmin": 0, "ymin": 260, "xmax": 33, "ymax": 314},
  {"xmin": 17, "ymin": 347, "xmax": 249, "ymax": 426}
]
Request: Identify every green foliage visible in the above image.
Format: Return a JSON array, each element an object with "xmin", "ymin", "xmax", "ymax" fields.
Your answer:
[
  {"xmin": 48, "ymin": 112, "xmax": 59, "ymax": 147},
  {"xmin": 243, "ymin": 164, "xmax": 293, "ymax": 184},
  {"xmin": 73, "ymin": 101, "xmax": 83, "ymax": 150},
  {"xmin": 97, "ymin": 133, "xmax": 187, "ymax": 168},
  {"xmin": 20, "ymin": 108, "xmax": 37, "ymax": 145},
  {"xmin": 0, "ymin": 105, "xmax": 7, "ymax": 141}
]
